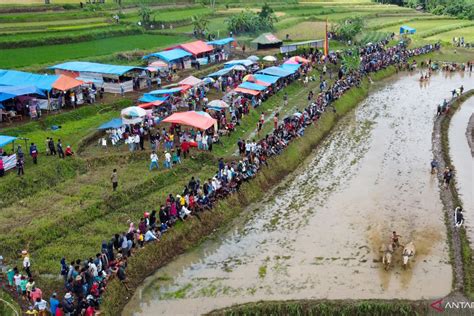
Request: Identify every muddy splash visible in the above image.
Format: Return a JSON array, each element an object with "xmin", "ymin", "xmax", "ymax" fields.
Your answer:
[
  {"xmin": 123, "ymin": 73, "xmax": 472, "ymax": 316},
  {"xmin": 449, "ymin": 96, "xmax": 474, "ymax": 242}
]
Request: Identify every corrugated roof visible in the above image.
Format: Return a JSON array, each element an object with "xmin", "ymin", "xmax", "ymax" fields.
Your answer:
[
  {"xmin": 0, "ymin": 69, "xmax": 59, "ymax": 91},
  {"xmin": 50, "ymin": 62, "xmax": 143, "ymax": 75},
  {"xmin": 143, "ymin": 48, "xmax": 192, "ymax": 62}
]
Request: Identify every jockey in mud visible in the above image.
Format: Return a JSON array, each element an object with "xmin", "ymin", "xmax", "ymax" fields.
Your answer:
[{"xmin": 391, "ymin": 231, "xmax": 401, "ymax": 249}]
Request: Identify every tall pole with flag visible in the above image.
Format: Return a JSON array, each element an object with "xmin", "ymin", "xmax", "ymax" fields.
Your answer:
[{"xmin": 324, "ymin": 17, "xmax": 329, "ymax": 57}]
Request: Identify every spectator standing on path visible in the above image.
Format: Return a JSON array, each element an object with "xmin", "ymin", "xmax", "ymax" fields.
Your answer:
[
  {"xmin": 16, "ymin": 158, "xmax": 24, "ymax": 176},
  {"xmin": 22, "ymin": 250, "xmax": 31, "ymax": 278},
  {"xmin": 45, "ymin": 138, "xmax": 50, "ymax": 156},
  {"xmin": 120, "ymin": 84, "xmax": 125, "ymax": 97},
  {"xmin": 443, "ymin": 167, "xmax": 453, "ymax": 189},
  {"xmin": 150, "ymin": 151, "xmax": 159, "ymax": 171},
  {"xmin": 111, "ymin": 169, "xmax": 118, "ymax": 192},
  {"xmin": 57, "ymin": 139, "xmax": 65, "ymax": 159},
  {"xmin": 0, "ymin": 157, "xmax": 4, "ymax": 177},
  {"xmin": 30, "ymin": 143, "xmax": 38, "ymax": 164},
  {"xmin": 50, "ymin": 293, "xmax": 59, "ymax": 316},
  {"xmin": 49, "ymin": 138, "xmax": 56, "ymax": 156}
]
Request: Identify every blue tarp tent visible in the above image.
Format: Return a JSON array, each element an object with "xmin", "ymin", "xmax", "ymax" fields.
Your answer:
[
  {"xmin": 98, "ymin": 118, "xmax": 123, "ymax": 130},
  {"xmin": 253, "ymin": 74, "xmax": 279, "ymax": 84},
  {"xmin": 280, "ymin": 64, "xmax": 301, "ymax": 73},
  {"xmin": 139, "ymin": 95, "xmax": 169, "ymax": 103},
  {"xmin": 257, "ymin": 67, "xmax": 293, "ymax": 78},
  {"xmin": 400, "ymin": 25, "xmax": 416, "ymax": 34},
  {"xmin": 207, "ymin": 68, "xmax": 234, "ymax": 78},
  {"xmin": 0, "ymin": 85, "xmax": 46, "ymax": 102},
  {"xmin": 238, "ymin": 82, "xmax": 267, "ymax": 91},
  {"xmin": 148, "ymin": 87, "xmax": 183, "ymax": 95},
  {"xmin": 207, "ymin": 37, "xmax": 235, "ymax": 46},
  {"xmin": 0, "ymin": 70, "xmax": 59, "ymax": 91},
  {"xmin": 143, "ymin": 49, "xmax": 192, "ymax": 62},
  {"xmin": 224, "ymin": 59, "xmax": 254, "ymax": 68},
  {"xmin": 0, "ymin": 135, "xmax": 17, "ymax": 148},
  {"xmin": 50, "ymin": 62, "xmax": 143, "ymax": 75}
]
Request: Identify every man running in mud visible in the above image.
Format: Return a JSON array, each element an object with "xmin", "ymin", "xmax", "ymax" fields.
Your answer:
[{"xmin": 391, "ymin": 231, "xmax": 401, "ymax": 249}]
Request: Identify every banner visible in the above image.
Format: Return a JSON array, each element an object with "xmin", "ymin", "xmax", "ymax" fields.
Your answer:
[
  {"xmin": 324, "ymin": 18, "xmax": 329, "ymax": 56},
  {"xmin": 1, "ymin": 154, "xmax": 17, "ymax": 171}
]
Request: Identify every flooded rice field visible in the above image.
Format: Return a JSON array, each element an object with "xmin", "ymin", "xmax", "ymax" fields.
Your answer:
[
  {"xmin": 123, "ymin": 72, "xmax": 473, "ymax": 316},
  {"xmin": 449, "ymin": 95, "xmax": 474, "ymax": 242}
]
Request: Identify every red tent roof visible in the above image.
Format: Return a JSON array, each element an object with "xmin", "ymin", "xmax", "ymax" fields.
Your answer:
[
  {"xmin": 138, "ymin": 100, "xmax": 164, "ymax": 109},
  {"xmin": 234, "ymin": 87, "xmax": 260, "ymax": 96},
  {"xmin": 176, "ymin": 40, "xmax": 214, "ymax": 56},
  {"xmin": 52, "ymin": 75, "xmax": 83, "ymax": 91},
  {"xmin": 162, "ymin": 111, "xmax": 217, "ymax": 130}
]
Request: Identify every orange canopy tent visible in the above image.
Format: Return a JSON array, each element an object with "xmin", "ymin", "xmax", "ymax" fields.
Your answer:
[
  {"xmin": 234, "ymin": 87, "xmax": 260, "ymax": 96},
  {"xmin": 289, "ymin": 56, "xmax": 310, "ymax": 64},
  {"xmin": 162, "ymin": 111, "xmax": 217, "ymax": 130},
  {"xmin": 52, "ymin": 75, "xmax": 83, "ymax": 91},
  {"xmin": 138, "ymin": 100, "xmax": 165, "ymax": 109}
]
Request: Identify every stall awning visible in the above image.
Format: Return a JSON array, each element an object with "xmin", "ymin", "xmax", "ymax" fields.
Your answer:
[
  {"xmin": 143, "ymin": 49, "xmax": 192, "ymax": 62},
  {"xmin": 52, "ymin": 75, "xmax": 84, "ymax": 91},
  {"xmin": 0, "ymin": 85, "xmax": 46, "ymax": 102},
  {"xmin": 139, "ymin": 95, "xmax": 169, "ymax": 103},
  {"xmin": 400, "ymin": 25, "xmax": 416, "ymax": 34},
  {"xmin": 207, "ymin": 68, "xmax": 233, "ymax": 78},
  {"xmin": 0, "ymin": 135, "xmax": 17, "ymax": 148},
  {"xmin": 257, "ymin": 67, "xmax": 293, "ymax": 78},
  {"xmin": 253, "ymin": 74, "xmax": 280, "ymax": 84},
  {"xmin": 148, "ymin": 87, "xmax": 184, "ymax": 95},
  {"xmin": 224, "ymin": 59, "xmax": 254, "ymax": 68},
  {"xmin": 174, "ymin": 40, "xmax": 214, "ymax": 56},
  {"xmin": 207, "ymin": 37, "xmax": 235, "ymax": 46},
  {"xmin": 139, "ymin": 100, "xmax": 165, "ymax": 109},
  {"xmin": 0, "ymin": 69, "xmax": 59, "ymax": 91},
  {"xmin": 50, "ymin": 62, "xmax": 144, "ymax": 75},
  {"xmin": 98, "ymin": 118, "xmax": 123, "ymax": 130},
  {"xmin": 178, "ymin": 76, "xmax": 203, "ymax": 87},
  {"xmin": 238, "ymin": 82, "xmax": 267, "ymax": 91},
  {"xmin": 234, "ymin": 87, "xmax": 260, "ymax": 96},
  {"xmin": 280, "ymin": 63, "xmax": 301, "ymax": 73},
  {"xmin": 162, "ymin": 111, "xmax": 217, "ymax": 130}
]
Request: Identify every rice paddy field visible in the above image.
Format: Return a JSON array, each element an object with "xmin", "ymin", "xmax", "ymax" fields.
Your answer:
[{"xmin": 0, "ymin": 1, "xmax": 474, "ymax": 315}]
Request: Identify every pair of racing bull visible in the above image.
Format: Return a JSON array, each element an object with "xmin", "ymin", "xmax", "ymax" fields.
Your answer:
[{"xmin": 380, "ymin": 232, "xmax": 416, "ymax": 271}]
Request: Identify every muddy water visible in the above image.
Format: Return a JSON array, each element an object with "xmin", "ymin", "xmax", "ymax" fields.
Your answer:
[
  {"xmin": 123, "ymin": 73, "xmax": 472, "ymax": 316},
  {"xmin": 449, "ymin": 95, "xmax": 474, "ymax": 242}
]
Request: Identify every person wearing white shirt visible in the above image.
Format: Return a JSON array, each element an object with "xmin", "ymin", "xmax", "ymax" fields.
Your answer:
[
  {"xmin": 150, "ymin": 151, "xmax": 159, "ymax": 171},
  {"xmin": 164, "ymin": 151, "xmax": 172, "ymax": 168},
  {"xmin": 202, "ymin": 134, "xmax": 208, "ymax": 150},
  {"xmin": 196, "ymin": 132, "xmax": 202, "ymax": 149}
]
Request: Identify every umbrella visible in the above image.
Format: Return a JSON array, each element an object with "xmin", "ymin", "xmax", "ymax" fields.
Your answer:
[
  {"xmin": 247, "ymin": 55, "xmax": 260, "ymax": 61},
  {"xmin": 263, "ymin": 55, "xmax": 277, "ymax": 62},
  {"xmin": 243, "ymin": 74, "xmax": 256, "ymax": 82},
  {"xmin": 208, "ymin": 100, "xmax": 229, "ymax": 108},
  {"xmin": 232, "ymin": 65, "xmax": 246, "ymax": 71},
  {"xmin": 121, "ymin": 106, "xmax": 147, "ymax": 124},
  {"xmin": 203, "ymin": 77, "xmax": 215, "ymax": 84},
  {"xmin": 293, "ymin": 112, "xmax": 302, "ymax": 118},
  {"xmin": 150, "ymin": 61, "xmax": 168, "ymax": 68}
]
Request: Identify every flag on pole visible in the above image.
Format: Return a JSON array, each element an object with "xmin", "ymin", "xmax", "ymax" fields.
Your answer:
[{"xmin": 324, "ymin": 18, "xmax": 329, "ymax": 56}]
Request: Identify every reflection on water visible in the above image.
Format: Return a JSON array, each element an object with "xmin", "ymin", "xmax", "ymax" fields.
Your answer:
[
  {"xmin": 449, "ymin": 96, "xmax": 474, "ymax": 242},
  {"xmin": 123, "ymin": 72, "xmax": 472, "ymax": 316}
]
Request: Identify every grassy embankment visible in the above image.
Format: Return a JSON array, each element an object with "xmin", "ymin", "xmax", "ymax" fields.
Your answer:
[
  {"xmin": 206, "ymin": 299, "xmax": 428, "ymax": 315},
  {"xmin": 99, "ymin": 67, "xmax": 396, "ymax": 316},
  {"xmin": 438, "ymin": 90, "xmax": 474, "ymax": 300}
]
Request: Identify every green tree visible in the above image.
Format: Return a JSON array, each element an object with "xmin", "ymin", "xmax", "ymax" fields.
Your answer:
[
  {"xmin": 138, "ymin": 5, "xmax": 152, "ymax": 27},
  {"xmin": 334, "ymin": 17, "xmax": 364, "ymax": 41},
  {"xmin": 192, "ymin": 15, "xmax": 209, "ymax": 38},
  {"xmin": 342, "ymin": 50, "xmax": 361, "ymax": 72}
]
